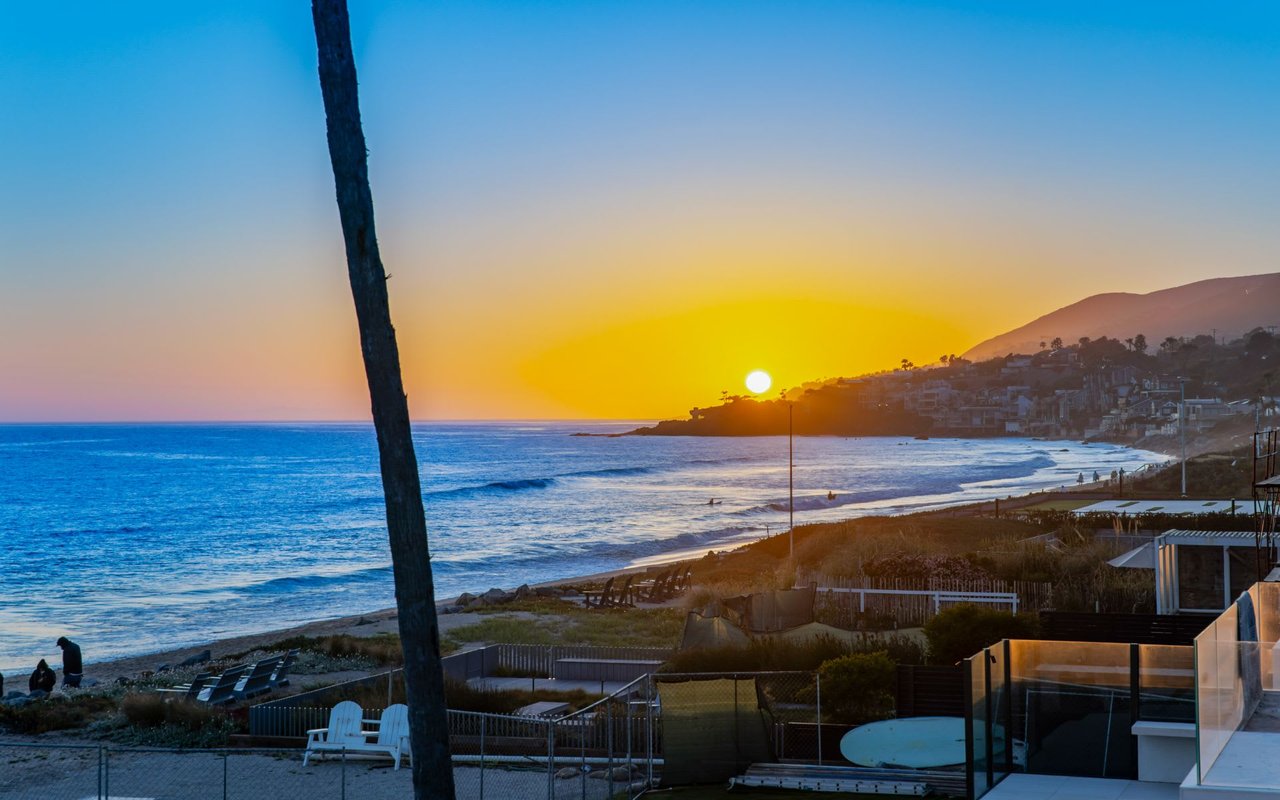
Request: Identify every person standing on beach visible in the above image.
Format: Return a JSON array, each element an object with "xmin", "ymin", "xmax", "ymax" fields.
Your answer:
[
  {"xmin": 28, "ymin": 659, "xmax": 56, "ymax": 693},
  {"xmin": 56, "ymin": 637, "xmax": 82, "ymax": 688}
]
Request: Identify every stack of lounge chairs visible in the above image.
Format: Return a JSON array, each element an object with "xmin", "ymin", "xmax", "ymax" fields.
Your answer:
[
  {"xmin": 582, "ymin": 565, "xmax": 694, "ymax": 608},
  {"xmin": 159, "ymin": 648, "xmax": 299, "ymax": 705},
  {"xmin": 303, "ymin": 701, "xmax": 411, "ymax": 769}
]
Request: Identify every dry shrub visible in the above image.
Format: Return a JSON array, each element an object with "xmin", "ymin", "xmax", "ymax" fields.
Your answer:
[
  {"xmin": 0, "ymin": 694, "xmax": 118, "ymax": 734},
  {"xmin": 120, "ymin": 693, "xmax": 219, "ymax": 730}
]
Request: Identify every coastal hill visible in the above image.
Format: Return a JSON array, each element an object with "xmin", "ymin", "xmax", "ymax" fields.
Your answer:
[
  {"xmin": 962, "ymin": 272, "xmax": 1279, "ymax": 363},
  {"xmin": 628, "ymin": 322, "xmax": 1277, "ymax": 440}
]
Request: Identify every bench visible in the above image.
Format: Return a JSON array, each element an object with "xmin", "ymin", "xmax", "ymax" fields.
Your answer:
[{"xmin": 515, "ymin": 701, "xmax": 570, "ymax": 718}]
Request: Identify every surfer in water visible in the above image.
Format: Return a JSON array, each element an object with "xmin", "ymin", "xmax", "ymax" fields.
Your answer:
[
  {"xmin": 707, "ymin": 498, "xmax": 720, "ymax": 505},
  {"xmin": 827, "ymin": 491, "xmax": 836, "ymax": 501}
]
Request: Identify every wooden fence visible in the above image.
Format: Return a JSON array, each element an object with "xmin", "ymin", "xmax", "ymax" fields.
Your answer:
[{"xmin": 802, "ymin": 572, "xmax": 1053, "ymax": 628}]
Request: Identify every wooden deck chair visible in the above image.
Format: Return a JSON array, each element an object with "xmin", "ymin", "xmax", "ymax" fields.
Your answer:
[
  {"xmin": 271, "ymin": 648, "xmax": 300, "ymax": 688},
  {"xmin": 584, "ymin": 576, "xmax": 615, "ymax": 608},
  {"xmin": 358, "ymin": 704, "xmax": 411, "ymax": 769},
  {"xmin": 156, "ymin": 671, "xmax": 213, "ymax": 700},
  {"xmin": 612, "ymin": 575, "xmax": 636, "ymax": 607},
  {"xmin": 198, "ymin": 664, "xmax": 253, "ymax": 705},
  {"xmin": 235, "ymin": 655, "xmax": 283, "ymax": 699},
  {"xmin": 303, "ymin": 701, "xmax": 365, "ymax": 766}
]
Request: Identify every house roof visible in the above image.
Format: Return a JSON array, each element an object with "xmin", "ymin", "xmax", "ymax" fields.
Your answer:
[
  {"xmin": 1157, "ymin": 529, "xmax": 1259, "ymax": 547},
  {"xmin": 1072, "ymin": 499, "xmax": 1247, "ymax": 515}
]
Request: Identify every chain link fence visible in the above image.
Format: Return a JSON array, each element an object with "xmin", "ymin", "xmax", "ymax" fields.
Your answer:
[{"xmin": 1, "ymin": 672, "xmax": 823, "ymax": 799}]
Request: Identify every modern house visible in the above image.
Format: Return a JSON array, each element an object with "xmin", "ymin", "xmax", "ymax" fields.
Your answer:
[{"xmin": 967, "ymin": 582, "xmax": 1280, "ymax": 799}]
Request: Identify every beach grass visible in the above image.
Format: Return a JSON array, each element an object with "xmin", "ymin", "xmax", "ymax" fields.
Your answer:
[{"xmin": 444, "ymin": 606, "xmax": 684, "ymax": 650}]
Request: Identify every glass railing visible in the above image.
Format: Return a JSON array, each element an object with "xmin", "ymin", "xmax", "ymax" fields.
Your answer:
[
  {"xmin": 1193, "ymin": 584, "xmax": 1280, "ymax": 790},
  {"xmin": 1137, "ymin": 644, "xmax": 1195, "ymax": 723}
]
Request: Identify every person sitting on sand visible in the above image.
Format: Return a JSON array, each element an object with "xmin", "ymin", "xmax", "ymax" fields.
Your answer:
[
  {"xmin": 56, "ymin": 637, "xmax": 82, "ymax": 688},
  {"xmin": 29, "ymin": 659, "xmax": 56, "ymax": 693}
]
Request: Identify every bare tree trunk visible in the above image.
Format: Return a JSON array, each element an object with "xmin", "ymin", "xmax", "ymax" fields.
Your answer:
[{"xmin": 310, "ymin": 2, "xmax": 455, "ymax": 797}]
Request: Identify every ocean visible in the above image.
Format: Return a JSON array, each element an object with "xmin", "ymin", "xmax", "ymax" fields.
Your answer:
[{"xmin": 0, "ymin": 422, "xmax": 1164, "ymax": 672}]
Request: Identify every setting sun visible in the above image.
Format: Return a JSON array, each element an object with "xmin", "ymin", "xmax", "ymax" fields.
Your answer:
[{"xmin": 745, "ymin": 370, "xmax": 772, "ymax": 394}]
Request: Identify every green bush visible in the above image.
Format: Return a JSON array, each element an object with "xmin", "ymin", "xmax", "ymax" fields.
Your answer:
[
  {"xmin": 923, "ymin": 604, "xmax": 1038, "ymax": 665},
  {"xmin": 818, "ymin": 652, "xmax": 896, "ymax": 724}
]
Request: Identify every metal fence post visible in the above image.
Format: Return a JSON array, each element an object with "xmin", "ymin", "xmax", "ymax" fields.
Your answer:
[
  {"xmin": 547, "ymin": 719, "xmax": 555, "ymax": 799},
  {"xmin": 646, "ymin": 674, "xmax": 655, "ymax": 788},
  {"xmin": 223, "ymin": 750, "xmax": 229, "ymax": 800},
  {"xmin": 479, "ymin": 713, "xmax": 486, "ymax": 799},
  {"xmin": 607, "ymin": 698, "xmax": 615, "ymax": 799},
  {"xmin": 816, "ymin": 671, "xmax": 823, "ymax": 766},
  {"xmin": 104, "ymin": 746, "xmax": 109, "ymax": 800},
  {"xmin": 341, "ymin": 747, "xmax": 346, "ymax": 800}
]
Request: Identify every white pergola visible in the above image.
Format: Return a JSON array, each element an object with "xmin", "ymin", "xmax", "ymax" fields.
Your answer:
[{"xmin": 1153, "ymin": 529, "xmax": 1262, "ymax": 614}]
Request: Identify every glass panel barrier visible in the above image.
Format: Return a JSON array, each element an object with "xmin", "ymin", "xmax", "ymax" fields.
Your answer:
[
  {"xmin": 1196, "ymin": 642, "xmax": 1280, "ymax": 790},
  {"xmin": 988, "ymin": 643, "xmax": 1010, "ymax": 782},
  {"xmin": 969, "ymin": 652, "xmax": 990, "ymax": 797},
  {"xmin": 1137, "ymin": 644, "xmax": 1195, "ymax": 723},
  {"xmin": 1195, "ymin": 604, "xmax": 1239, "ymax": 783},
  {"xmin": 1009, "ymin": 640, "xmax": 1133, "ymax": 778}
]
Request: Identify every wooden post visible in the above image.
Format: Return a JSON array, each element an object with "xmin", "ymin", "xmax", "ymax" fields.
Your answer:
[{"xmin": 311, "ymin": 2, "xmax": 454, "ymax": 797}]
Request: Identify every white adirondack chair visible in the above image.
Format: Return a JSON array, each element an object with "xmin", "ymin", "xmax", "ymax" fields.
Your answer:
[
  {"xmin": 358, "ymin": 704, "xmax": 411, "ymax": 769},
  {"xmin": 302, "ymin": 701, "xmax": 365, "ymax": 766}
]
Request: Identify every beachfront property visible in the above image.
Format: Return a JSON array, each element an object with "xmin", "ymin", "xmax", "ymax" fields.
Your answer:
[
  {"xmin": 967, "ymin": 581, "xmax": 1280, "ymax": 800},
  {"xmin": 1103, "ymin": 530, "xmax": 1268, "ymax": 614}
]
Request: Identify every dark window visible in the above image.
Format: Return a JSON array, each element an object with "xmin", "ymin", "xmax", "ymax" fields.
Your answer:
[{"xmin": 1177, "ymin": 545, "xmax": 1224, "ymax": 610}]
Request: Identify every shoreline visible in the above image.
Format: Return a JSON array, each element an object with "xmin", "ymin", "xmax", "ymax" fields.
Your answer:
[{"xmin": 37, "ymin": 433, "xmax": 1193, "ymax": 682}]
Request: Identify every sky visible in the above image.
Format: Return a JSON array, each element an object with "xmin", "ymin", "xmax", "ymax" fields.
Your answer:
[{"xmin": 2, "ymin": 1, "xmax": 1277, "ymax": 421}]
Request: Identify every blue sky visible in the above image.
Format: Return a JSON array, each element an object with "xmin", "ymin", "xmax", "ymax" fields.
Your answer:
[{"xmin": 1, "ymin": 1, "xmax": 1277, "ymax": 420}]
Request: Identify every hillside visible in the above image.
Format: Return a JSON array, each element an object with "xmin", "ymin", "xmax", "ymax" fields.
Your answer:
[{"xmin": 962, "ymin": 272, "xmax": 1279, "ymax": 362}]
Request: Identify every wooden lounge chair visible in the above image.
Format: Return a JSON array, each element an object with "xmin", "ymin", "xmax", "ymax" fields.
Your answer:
[
  {"xmin": 610, "ymin": 575, "xmax": 636, "ymax": 607},
  {"xmin": 303, "ymin": 701, "xmax": 366, "ymax": 766},
  {"xmin": 644, "ymin": 569, "xmax": 672, "ymax": 602},
  {"xmin": 198, "ymin": 664, "xmax": 253, "ymax": 705},
  {"xmin": 235, "ymin": 656, "xmax": 283, "ymax": 699},
  {"xmin": 583, "ymin": 576, "xmax": 616, "ymax": 608},
  {"xmin": 358, "ymin": 704, "xmax": 411, "ymax": 769},
  {"xmin": 271, "ymin": 649, "xmax": 300, "ymax": 688},
  {"xmin": 156, "ymin": 671, "xmax": 213, "ymax": 701}
]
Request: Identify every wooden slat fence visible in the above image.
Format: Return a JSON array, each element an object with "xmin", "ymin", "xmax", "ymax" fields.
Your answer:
[{"xmin": 802, "ymin": 571, "xmax": 1053, "ymax": 612}]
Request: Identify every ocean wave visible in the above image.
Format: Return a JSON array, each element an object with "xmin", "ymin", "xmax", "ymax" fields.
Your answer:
[
  {"xmin": 426, "ymin": 477, "xmax": 558, "ymax": 499},
  {"xmin": 50, "ymin": 524, "xmax": 154, "ymax": 538},
  {"xmin": 184, "ymin": 565, "xmax": 395, "ymax": 598},
  {"xmin": 563, "ymin": 466, "xmax": 655, "ymax": 478}
]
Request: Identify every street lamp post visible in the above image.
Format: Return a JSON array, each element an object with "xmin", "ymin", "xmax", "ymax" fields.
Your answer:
[
  {"xmin": 788, "ymin": 400, "xmax": 794, "ymax": 562},
  {"xmin": 1180, "ymin": 380, "xmax": 1188, "ymax": 497}
]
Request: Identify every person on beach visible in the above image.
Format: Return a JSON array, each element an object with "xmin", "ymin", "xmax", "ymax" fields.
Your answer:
[
  {"xmin": 56, "ymin": 637, "xmax": 82, "ymax": 688},
  {"xmin": 29, "ymin": 659, "xmax": 56, "ymax": 693}
]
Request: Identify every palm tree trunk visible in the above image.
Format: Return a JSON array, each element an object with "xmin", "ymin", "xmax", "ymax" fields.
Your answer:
[{"xmin": 310, "ymin": 2, "xmax": 455, "ymax": 797}]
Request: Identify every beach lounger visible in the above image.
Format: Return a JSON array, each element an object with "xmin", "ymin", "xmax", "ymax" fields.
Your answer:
[
  {"xmin": 303, "ymin": 701, "xmax": 366, "ymax": 766},
  {"xmin": 612, "ymin": 575, "xmax": 636, "ymax": 607},
  {"xmin": 357, "ymin": 704, "xmax": 411, "ymax": 769},
  {"xmin": 198, "ymin": 664, "xmax": 253, "ymax": 705},
  {"xmin": 271, "ymin": 648, "xmax": 300, "ymax": 688},
  {"xmin": 583, "ymin": 576, "xmax": 616, "ymax": 608},
  {"xmin": 156, "ymin": 671, "xmax": 213, "ymax": 701},
  {"xmin": 235, "ymin": 655, "xmax": 283, "ymax": 699},
  {"xmin": 643, "ymin": 569, "xmax": 672, "ymax": 602}
]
